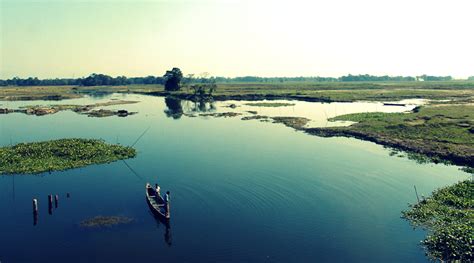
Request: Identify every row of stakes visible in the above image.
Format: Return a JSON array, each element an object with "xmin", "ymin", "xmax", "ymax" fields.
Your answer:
[{"xmin": 32, "ymin": 193, "xmax": 70, "ymax": 225}]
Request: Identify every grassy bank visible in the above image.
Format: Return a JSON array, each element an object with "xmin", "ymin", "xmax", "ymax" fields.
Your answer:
[
  {"xmin": 402, "ymin": 180, "xmax": 473, "ymax": 261},
  {"xmin": 0, "ymin": 138, "xmax": 136, "ymax": 174},
  {"xmin": 2, "ymin": 81, "xmax": 474, "ymax": 102},
  {"xmin": 306, "ymin": 104, "xmax": 474, "ymax": 167}
]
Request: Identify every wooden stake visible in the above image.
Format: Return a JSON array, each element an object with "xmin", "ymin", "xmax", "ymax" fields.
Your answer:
[
  {"xmin": 54, "ymin": 194, "xmax": 59, "ymax": 208},
  {"xmin": 48, "ymin": 195, "xmax": 53, "ymax": 215},
  {"xmin": 32, "ymin": 198, "xmax": 38, "ymax": 213}
]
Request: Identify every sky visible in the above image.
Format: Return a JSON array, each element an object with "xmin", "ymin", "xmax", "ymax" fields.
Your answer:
[{"xmin": 1, "ymin": 0, "xmax": 474, "ymax": 79}]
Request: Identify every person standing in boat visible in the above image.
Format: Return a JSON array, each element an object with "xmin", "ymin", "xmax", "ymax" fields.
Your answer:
[
  {"xmin": 164, "ymin": 191, "xmax": 171, "ymax": 217},
  {"xmin": 155, "ymin": 184, "xmax": 161, "ymax": 195}
]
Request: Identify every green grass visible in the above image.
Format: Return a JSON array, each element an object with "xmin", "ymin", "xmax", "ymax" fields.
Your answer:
[
  {"xmin": 402, "ymin": 180, "xmax": 473, "ymax": 261},
  {"xmin": 0, "ymin": 138, "xmax": 136, "ymax": 174},
  {"xmin": 328, "ymin": 105, "xmax": 474, "ymax": 146},
  {"xmin": 309, "ymin": 104, "xmax": 474, "ymax": 167}
]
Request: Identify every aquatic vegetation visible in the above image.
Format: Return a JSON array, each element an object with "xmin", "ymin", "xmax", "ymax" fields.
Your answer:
[
  {"xmin": 85, "ymin": 109, "xmax": 136, "ymax": 118},
  {"xmin": 79, "ymin": 216, "xmax": 133, "ymax": 228},
  {"xmin": 198, "ymin": 112, "xmax": 241, "ymax": 118},
  {"xmin": 402, "ymin": 180, "xmax": 473, "ymax": 261},
  {"xmin": 4, "ymin": 100, "xmax": 138, "ymax": 117},
  {"xmin": 0, "ymin": 138, "xmax": 136, "ymax": 174},
  {"xmin": 241, "ymin": 115, "xmax": 270, "ymax": 121},
  {"xmin": 308, "ymin": 105, "xmax": 474, "ymax": 167},
  {"xmin": 271, "ymin": 116, "xmax": 310, "ymax": 130},
  {"xmin": 244, "ymin": 102, "xmax": 295, "ymax": 107}
]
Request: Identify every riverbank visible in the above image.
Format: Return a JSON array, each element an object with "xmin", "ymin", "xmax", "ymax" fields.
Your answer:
[
  {"xmin": 305, "ymin": 104, "xmax": 474, "ymax": 168},
  {"xmin": 0, "ymin": 138, "xmax": 136, "ymax": 174}
]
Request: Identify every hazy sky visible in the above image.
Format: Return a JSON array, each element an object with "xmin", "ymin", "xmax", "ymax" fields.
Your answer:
[{"xmin": 1, "ymin": 0, "xmax": 473, "ymax": 78}]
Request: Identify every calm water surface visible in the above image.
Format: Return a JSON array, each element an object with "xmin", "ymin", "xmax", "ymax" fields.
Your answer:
[{"xmin": 0, "ymin": 94, "xmax": 469, "ymax": 262}]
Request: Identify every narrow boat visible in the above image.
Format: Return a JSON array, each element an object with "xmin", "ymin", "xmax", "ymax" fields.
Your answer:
[{"xmin": 145, "ymin": 183, "xmax": 170, "ymax": 219}]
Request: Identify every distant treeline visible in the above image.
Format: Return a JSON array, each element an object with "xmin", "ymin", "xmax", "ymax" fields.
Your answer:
[{"xmin": 0, "ymin": 73, "xmax": 465, "ymax": 87}]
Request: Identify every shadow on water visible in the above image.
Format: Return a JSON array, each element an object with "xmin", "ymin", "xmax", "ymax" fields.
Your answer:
[{"xmin": 148, "ymin": 211, "xmax": 173, "ymax": 247}]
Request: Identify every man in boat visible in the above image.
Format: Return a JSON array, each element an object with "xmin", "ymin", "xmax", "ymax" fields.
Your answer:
[
  {"xmin": 164, "ymin": 191, "xmax": 171, "ymax": 217},
  {"xmin": 155, "ymin": 184, "xmax": 161, "ymax": 195}
]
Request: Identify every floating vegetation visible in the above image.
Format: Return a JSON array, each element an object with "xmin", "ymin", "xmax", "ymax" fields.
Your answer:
[
  {"xmin": 402, "ymin": 180, "xmax": 474, "ymax": 262},
  {"xmin": 198, "ymin": 112, "xmax": 242, "ymax": 118},
  {"xmin": 79, "ymin": 216, "xmax": 134, "ymax": 228},
  {"xmin": 241, "ymin": 115, "xmax": 271, "ymax": 121},
  {"xmin": 241, "ymin": 115, "xmax": 309, "ymax": 128},
  {"xmin": 3, "ymin": 100, "xmax": 138, "ymax": 117},
  {"xmin": 245, "ymin": 102, "xmax": 295, "ymax": 107},
  {"xmin": 0, "ymin": 138, "xmax": 136, "ymax": 174},
  {"xmin": 85, "ymin": 109, "xmax": 136, "ymax": 118},
  {"xmin": 271, "ymin": 116, "xmax": 310, "ymax": 130}
]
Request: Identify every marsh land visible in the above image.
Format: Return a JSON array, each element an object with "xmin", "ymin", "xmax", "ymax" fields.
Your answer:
[{"xmin": 0, "ymin": 81, "xmax": 472, "ymax": 262}]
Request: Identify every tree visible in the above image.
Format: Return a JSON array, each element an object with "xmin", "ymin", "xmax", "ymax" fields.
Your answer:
[{"xmin": 163, "ymin": 68, "xmax": 183, "ymax": 91}]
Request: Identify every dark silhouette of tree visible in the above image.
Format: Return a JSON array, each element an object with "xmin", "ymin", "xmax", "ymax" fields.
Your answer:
[{"xmin": 163, "ymin": 68, "xmax": 183, "ymax": 91}]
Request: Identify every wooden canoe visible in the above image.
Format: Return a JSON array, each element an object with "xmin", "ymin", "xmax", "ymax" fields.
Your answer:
[{"xmin": 145, "ymin": 183, "xmax": 170, "ymax": 219}]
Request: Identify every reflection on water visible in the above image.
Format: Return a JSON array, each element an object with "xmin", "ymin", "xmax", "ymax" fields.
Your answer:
[
  {"xmin": 164, "ymin": 97, "xmax": 184, "ymax": 119},
  {"xmin": 162, "ymin": 97, "xmax": 424, "ymax": 127},
  {"xmin": 164, "ymin": 96, "xmax": 217, "ymax": 119},
  {"xmin": 150, "ymin": 211, "xmax": 173, "ymax": 247}
]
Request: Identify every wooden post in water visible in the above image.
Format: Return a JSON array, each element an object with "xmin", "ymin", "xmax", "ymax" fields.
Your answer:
[
  {"xmin": 66, "ymin": 193, "xmax": 70, "ymax": 198},
  {"xmin": 48, "ymin": 194, "xmax": 53, "ymax": 215},
  {"xmin": 33, "ymin": 198, "xmax": 38, "ymax": 213},
  {"xmin": 33, "ymin": 198, "xmax": 39, "ymax": 226},
  {"xmin": 54, "ymin": 194, "xmax": 59, "ymax": 208}
]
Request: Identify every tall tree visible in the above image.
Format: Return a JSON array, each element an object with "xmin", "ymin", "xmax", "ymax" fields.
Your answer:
[{"xmin": 163, "ymin": 68, "xmax": 183, "ymax": 91}]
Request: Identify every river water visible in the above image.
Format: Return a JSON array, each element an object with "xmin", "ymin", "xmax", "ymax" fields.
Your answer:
[{"xmin": 0, "ymin": 94, "xmax": 468, "ymax": 262}]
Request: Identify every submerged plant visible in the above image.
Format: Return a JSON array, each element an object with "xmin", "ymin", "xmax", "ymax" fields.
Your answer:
[{"xmin": 79, "ymin": 216, "xmax": 134, "ymax": 228}]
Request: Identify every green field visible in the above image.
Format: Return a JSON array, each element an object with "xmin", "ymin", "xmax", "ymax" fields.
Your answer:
[{"xmin": 1, "ymin": 81, "xmax": 474, "ymax": 102}]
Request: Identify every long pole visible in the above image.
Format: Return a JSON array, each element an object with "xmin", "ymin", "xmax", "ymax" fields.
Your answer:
[{"xmin": 414, "ymin": 185, "xmax": 420, "ymax": 203}]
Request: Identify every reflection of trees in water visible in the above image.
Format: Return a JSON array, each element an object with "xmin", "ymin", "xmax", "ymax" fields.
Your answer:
[
  {"xmin": 164, "ymin": 96, "xmax": 216, "ymax": 119},
  {"xmin": 188, "ymin": 100, "xmax": 215, "ymax": 113},
  {"xmin": 164, "ymin": 97, "xmax": 183, "ymax": 119}
]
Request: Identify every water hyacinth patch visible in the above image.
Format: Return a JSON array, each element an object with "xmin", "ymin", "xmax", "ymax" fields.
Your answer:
[
  {"xmin": 0, "ymin": 138, "xmax": 136, "ymax": 174},
  {"xmin": 402, "ymin": 180, "xmax": 473, "ymax": 261}
]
